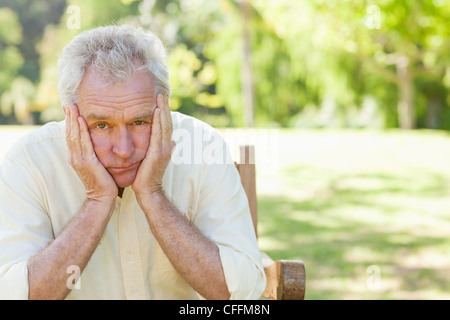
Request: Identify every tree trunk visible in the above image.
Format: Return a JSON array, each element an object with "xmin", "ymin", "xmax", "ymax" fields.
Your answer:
[
  {"xmin": 240, "ymin": 0, "xmax": 255, "ymax": 128},
  {"xmin": 396, "ymin": 56, "xmax": 415, "ymax": 129},
  {"xmin": 425, "ymin": 98, "xmax": 442, "ymax": 129}
]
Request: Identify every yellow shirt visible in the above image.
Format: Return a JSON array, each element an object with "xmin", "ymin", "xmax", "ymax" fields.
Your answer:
[{"xmin": 0, "ymin": 112, "xmax": 266, "ymax": 299}]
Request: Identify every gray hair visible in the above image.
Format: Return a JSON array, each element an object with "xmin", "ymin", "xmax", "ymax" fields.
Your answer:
[{"xmin": 57, "ymin": 25, "xmax": 171, "ymax": 107}]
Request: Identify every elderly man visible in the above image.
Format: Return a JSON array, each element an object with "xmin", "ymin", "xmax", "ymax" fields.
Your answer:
[{"xmin": 0, "ymin": 25, "xmax": 265, "ymax": 300}]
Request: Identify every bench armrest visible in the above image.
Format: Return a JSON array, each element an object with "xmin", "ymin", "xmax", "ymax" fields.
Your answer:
[{"xmin": 261, "ymin": 251, "xmax": 306, "ymax": 300}]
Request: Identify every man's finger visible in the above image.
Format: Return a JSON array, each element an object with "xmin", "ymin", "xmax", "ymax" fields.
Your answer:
[
  {"xmin": 158, "ymin": 94, "xmax": 172, "ymax": 143},
  {"xmin": 64, "ymin": 106, "xmax": 71, "ymax": 143},
  {"xmin": 78, "ymin": 116, "xmax": 95, "ymax": 158},
  {"xmin": 151, "ymin": 107, "xmax": 162, "ymax": 152},
  {"xmin": 69, "ymin": 104, "xmax": 82, "ymax": 157}
]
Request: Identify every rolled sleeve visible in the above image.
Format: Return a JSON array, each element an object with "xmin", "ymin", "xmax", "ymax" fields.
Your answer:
[{"xmin": 218, "ymin": 245, "xmax": 266, "ymax": 300}]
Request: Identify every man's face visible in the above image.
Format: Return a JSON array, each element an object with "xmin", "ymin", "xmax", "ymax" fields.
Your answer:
[{"xmin": 77, "ymin": 68, "xmax": 156, "ymax": 188}]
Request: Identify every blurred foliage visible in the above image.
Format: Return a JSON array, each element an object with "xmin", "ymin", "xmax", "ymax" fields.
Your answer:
[
  {"xmin": 0, "ymin": 0, "xmax": 66, "ymax": 123},
  {"xmin": 0, "ymin": 7, "xmax": 23, "ymax": 122},
  {"xmin": 0, "ymin": 0, "xmax": 448, "ymax": 128}
]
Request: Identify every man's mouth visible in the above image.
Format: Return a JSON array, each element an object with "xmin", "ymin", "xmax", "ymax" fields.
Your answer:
[{"xmin": 108, "ymin": 162, "xmax": 139, "ymax": 174}]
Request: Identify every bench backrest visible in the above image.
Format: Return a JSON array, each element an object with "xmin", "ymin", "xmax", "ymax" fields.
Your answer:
[{"xmin": 234, "ymin": 145, "xmax": 258, "ymax": 237}]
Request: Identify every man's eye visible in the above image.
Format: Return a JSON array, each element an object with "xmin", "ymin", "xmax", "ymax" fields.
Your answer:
[
  {"xmin": 134, "ymin": 120, "xmax": 144, "ymax": 125},
  {"xmin": 96, "ymin": 123, "xmax": 107, "ymax": 130}
]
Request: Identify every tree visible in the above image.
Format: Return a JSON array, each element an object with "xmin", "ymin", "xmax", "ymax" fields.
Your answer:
[
  {"xmin": 6, "ymin": 0, "xmax": 448, "ymax": 128},
  {"xmin": 0, "ymin": 0, "xmax": 67, "ymax": 82},
  {"xmin": 0, "ymin": 0, "xmax": 67, "ymax": 123},
  {"xmin": 303, "ymin": 0, "xmax": 450, "ymax": 129},
  {"xmin": 0, "ymin": 7, "xmax": 24, "ymax": 123}
]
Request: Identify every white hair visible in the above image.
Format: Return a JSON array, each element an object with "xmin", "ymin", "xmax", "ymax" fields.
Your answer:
[{"xmin": 57, "ymin": 25, "xmax": 170, "ymax": 107}]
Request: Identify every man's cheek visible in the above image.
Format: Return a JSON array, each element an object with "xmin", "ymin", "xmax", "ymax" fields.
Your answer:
[
  {"xmin": 137, "ymin": 129, "xmax": 151, "ymax": 151},
  {"xmin": 90, "ymin": 135, "xmax": 110, "ymax": 162}
]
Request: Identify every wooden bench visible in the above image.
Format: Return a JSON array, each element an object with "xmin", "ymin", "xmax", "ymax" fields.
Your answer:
[{"xmin": 235, "ymin": 145, "xmax": 306, "ymax": 300}]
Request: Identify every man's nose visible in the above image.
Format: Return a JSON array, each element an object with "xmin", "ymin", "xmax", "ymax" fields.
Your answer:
[{"xmin": 112, "ymin": 128, "xmax": 134, "ymax": 159}]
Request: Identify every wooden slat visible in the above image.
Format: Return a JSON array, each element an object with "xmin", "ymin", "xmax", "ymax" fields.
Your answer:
[{"xmin": 235, "ymin": 145, "xmax": 258, "ymax": 237}]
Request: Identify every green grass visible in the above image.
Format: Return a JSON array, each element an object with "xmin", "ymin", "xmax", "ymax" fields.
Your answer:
[
  {"xmin": 251, "ymin": 129, "xmax": 450, "ymax": 300},
  {"xmin": 258, "ymin": 166, "xmax": 450, "ymax": 299}
]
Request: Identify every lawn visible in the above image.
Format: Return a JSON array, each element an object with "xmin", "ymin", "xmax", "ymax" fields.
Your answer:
[
  {"xmin": 228, "ymin": 129, "xmax": 450, "ymax": 300},
  {"xmin": 2, "ymin": 126, "xmax": 450, "ymax": 299}
]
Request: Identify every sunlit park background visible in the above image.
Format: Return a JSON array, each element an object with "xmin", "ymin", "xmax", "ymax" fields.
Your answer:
[{"xmin": 0, "ymin": 0, "xmax": 450, "ymax": 299}]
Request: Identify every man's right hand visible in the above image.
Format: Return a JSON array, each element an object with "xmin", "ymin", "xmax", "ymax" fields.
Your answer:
[{"xmin": 65, "ymin": 104, "xmax": 118, "ymax": 204}]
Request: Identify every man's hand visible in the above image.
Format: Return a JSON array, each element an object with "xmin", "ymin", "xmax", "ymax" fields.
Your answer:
[
  {"xmin": 132, "ymin": 94, "xmax": 175, "ymax": 197},
  {"xmin": 65, "ymin": 104, "xmax": 118, "ymax": 203}
]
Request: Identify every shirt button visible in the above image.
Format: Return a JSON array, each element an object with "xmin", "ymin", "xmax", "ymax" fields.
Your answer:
[
  {"xmin": 123, "ymin": 212, "xmax": 127, "ymax": 218},
  {"xmin": 127, "ymin": 253, "xmax": 133, "ymax": 261}
]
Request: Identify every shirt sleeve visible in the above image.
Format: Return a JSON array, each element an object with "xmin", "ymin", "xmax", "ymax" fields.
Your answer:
[
  {"xmin": 192, "ymin": 129, "xmax": 266, "ymax": 300},
  {"xmin": 0, "ymin": 150, "xmax": 54, "ymax": 300}
]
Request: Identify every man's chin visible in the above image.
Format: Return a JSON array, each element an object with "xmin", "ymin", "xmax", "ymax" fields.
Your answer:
[{"xmin": 111, "ymin": 173, "xmax": 137, "ymax": 190}]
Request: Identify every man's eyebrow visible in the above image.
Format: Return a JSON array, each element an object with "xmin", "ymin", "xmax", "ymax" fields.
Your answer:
[
  {"xmin": 84, "ymin": 111, "xmax": 154, "ymax": 122},
  {"xmin": 85, "ymin": 113, "xmax": 111, "ymax": 121},
  {"xmin": 130, "ymin": 111, "xmax": 154, "ymax": 120}
]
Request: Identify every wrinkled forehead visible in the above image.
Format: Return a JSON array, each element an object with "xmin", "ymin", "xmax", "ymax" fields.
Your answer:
[{"xmin": 77, "ymin": 66, "xmax": 157, "ymax": 117}]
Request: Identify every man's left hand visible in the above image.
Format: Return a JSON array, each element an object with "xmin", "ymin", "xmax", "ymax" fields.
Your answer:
[{"xmin": 132, "ymin": 93, "xmax": 175, "ymax": 197}]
